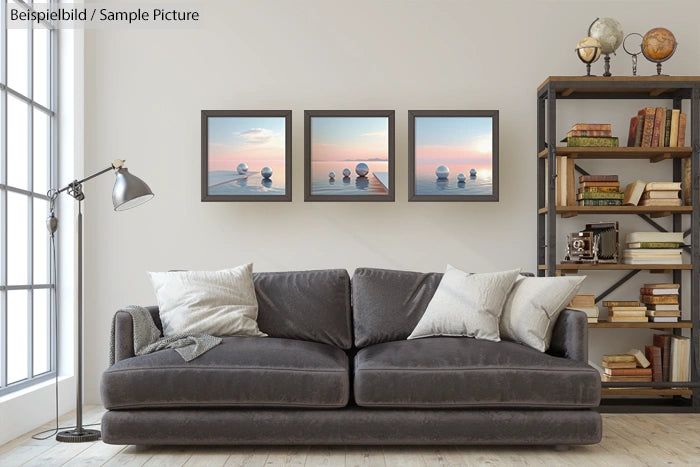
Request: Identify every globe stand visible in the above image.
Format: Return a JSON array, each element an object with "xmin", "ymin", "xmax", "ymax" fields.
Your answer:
[
  {"xmin": 575, "ymin": 45, "xmax": 600, "ymax": 77},
  {"xmin": 602, "ymin": 54, "xmax": 612, "ymax": 77}
]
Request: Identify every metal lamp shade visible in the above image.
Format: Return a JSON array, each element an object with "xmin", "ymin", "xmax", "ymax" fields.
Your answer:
[{"xmin": 112, "ymin": 167, "xmax": 154, "ymax": 211}]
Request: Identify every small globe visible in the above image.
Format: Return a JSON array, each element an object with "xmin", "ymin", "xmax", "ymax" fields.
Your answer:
[
  {"xmin": 342, "ymin": 168, "xmax": 351, "ymax": 177},
  {"xmin": 576, "ymin": 36, "xmax": 602, "ymax": 63},
  {"xmin": 435, "ymin": 165, "xmax": 449, "ymax": 180},
  {"xmin": 642, "ymin": 27, "xmax": 676, "ymax": 61},
  {"xmin": 355, "ymin": 163, "xmax": 369, "ymax": 177},
  {"xmin": 588, "ymin": 17, "xmax": 623, "ymax": 54},
  {"xmin": 261, "ymin": 167, "xmax": 272, "ymax": 179},
  {"xmin": 457, "ymin": 173, "xmax": 466, "ymax": 182},
  {"xmin": 329, "ymin": 171, "xmax": 335, "ymax": 179},
  {"xmin": 236, "ymin": 163, "xmax": 248, "ymax": 175}
]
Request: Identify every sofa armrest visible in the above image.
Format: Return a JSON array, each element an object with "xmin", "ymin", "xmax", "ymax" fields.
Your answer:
[
  {"xmin": 547, "ymin": 309, "xmax": 588, "ymax": 363},
  {"xmin": 112, "ymin": 306, "xmax": 161, "ymax": 363}
]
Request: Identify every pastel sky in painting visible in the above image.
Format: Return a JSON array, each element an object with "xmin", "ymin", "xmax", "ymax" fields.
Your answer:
[
  {"xmin": 208, "ymin": 116, "xmax": 285, "ymax": 171},
  {"xmin": 311, "ymin": 117, "xmax": 388, "ymax": 162},
  {"xmin": 415, "ymin": 117, "xmax": 493, "ymax": 167}
]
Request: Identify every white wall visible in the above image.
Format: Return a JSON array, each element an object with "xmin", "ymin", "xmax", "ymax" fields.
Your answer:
[{"xmin": 82, "ymin": 0, "xmax": 700, "ymax": 403}]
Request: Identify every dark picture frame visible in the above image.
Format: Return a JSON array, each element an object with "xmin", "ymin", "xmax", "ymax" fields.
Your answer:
[
  {"xmin": 304, "ymin": 110, "xmax": 395, "ymax": 202},
  {"xmin": 201, "ymin": 110, "xmax": 292, "ymax": 202},
  {"xmin": 408, "ymin": 110, "xmax": 499, "ymax": 202}
]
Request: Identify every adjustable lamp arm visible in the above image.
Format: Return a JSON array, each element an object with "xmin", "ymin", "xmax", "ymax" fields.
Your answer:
[{"xmin": 53, "ymin": 159, "xmax": 126, "ymax": 201}]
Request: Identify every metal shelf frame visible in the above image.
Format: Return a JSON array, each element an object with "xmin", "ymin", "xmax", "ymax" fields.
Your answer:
[{"xmin": 536, "ymin": 76, "xmax": 700, "ymax": 412}]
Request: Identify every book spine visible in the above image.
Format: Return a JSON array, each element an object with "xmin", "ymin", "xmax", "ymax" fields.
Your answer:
[
  {"xmin": 645, "ymin": 345, "xmax": 663, "ymax": 382},
  {"xmin": 641, "ymin": 107, "xmax": 656, "ymax": 147},
  {"xmin": 651, "ymin": 107, "xmax": 664, "ymax": 147},
  {"xmin": 669, "ymin": 109, "xmax": 680, "ymax": 147},
  {"xmin": 580, "ymin": 181, "xmax": 621, "ymax": 188},
  {"xmin": 572, "ymin": 123, "xmax": 612, "ymax": 131},
  {"xmin": 580, "ymin": 186, "xmax": 622, "ymax": 193},
  {"xmin": 579, "ymin": 175, "xmax": 619, "ymax": 183},
  {"xmin": 568, "ymin": 129, "xmax": 613, "ymax": 137},
  {"xmin": 629, "ymin": 242, "xmax": 680, "ymax": 248},
  {"xmin": 682, "ymin": 158, "xmax": 691, "ymax": 206},
  {"xmin": 627, "ymin": 116, "xmax": 638, "ymax": 147},
  {"xmin": 678, "ymin": 113, "xmax": 687, "ymax": 146},
  {"xmin": 602, "ymin": 301, "xmax": 640, "ymax": 307},
  {"xmin": 576, "ymin": 192, "xmax": 624, "ymax": 200},
  {"xmin": 640, "ymin": 288, "xmax": 679, "ymax": 295},
  {"xmin": 566, "ymin": 136, "xmax": 619, "ymax": 147},
  {"xmin": 640, "ymin": 295, "xmax": 680, "ymax": 304},
  {"xmin": 663, "ymin": 108, "xmax": 672, "ymax": 147},
  {"xmin": 577, "ymin": 199, "xmax": 623, "ymax": 206},
  {"xmin": 634, "ymin": 110, "xmax": 645, "ymax": 146}
]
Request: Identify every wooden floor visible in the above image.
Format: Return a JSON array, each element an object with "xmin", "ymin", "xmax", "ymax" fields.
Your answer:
[{"xmin": 1, "ymin": 406, "xmax": 699, "ymax": 466}]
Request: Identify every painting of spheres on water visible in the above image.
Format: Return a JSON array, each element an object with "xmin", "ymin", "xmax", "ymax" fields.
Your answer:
[{"xmin": 413, "ymin": 115, "xmax": 495, "ymax": 198}]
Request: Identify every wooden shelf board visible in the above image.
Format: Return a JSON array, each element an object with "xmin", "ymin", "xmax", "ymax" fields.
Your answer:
[
  {"xmin": 538, "ymin": 76, "xmax": 700, "ymax": 95},
  {"xmin": 539, "ymin": 264, "xmax": 692, "ymax": 271},
  {"xmin": 538, "ymin": 206, "xmax": 691, "ymax": 217},
  {"xmin": 602, "ymin": 387, "xmax": 693, "ymax": 397},
  {"xmin": 589, "ymin": 320, "xmax": 692, "ymax": 329},
  {"xmin": 537, "ymin": 147, "xmax": 691, "ymax": 160}
]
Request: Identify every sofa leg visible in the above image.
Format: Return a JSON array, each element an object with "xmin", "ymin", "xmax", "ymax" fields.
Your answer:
[{"xmin": 554, "ymin": 444, "xmax": 570, "ymax": 452}]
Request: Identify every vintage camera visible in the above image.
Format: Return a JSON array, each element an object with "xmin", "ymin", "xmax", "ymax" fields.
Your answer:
[{"xmin": 564, "ymin": 222, "xmax": 619, "ymax": 264}]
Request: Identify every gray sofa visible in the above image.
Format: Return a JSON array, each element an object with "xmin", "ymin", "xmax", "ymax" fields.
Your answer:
[{"xmin": 101, "ymin": 268, "xmax": 602, "ymax": 446}]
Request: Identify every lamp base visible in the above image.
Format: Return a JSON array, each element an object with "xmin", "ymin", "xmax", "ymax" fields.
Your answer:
[{"xmin": 56, "ymin": 428, "xmax": 101, "ymax": 443}]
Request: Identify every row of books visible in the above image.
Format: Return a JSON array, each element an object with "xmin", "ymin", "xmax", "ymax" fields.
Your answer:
[
  {"xmin": 601, "ymin": 284, "xmax": 680, "ymax": 323},
  {"xmin": 622, "ymin": 180, "xmax": 682, "ymax": 207},
  {"xmin": 562, "ymin": 123, "xmax": 619, "ymax": 147},
  {"xmin": 600, "ymin": 336, "xmax": 690, "ymax": 383},
  {"xmin": 627, "ymin": 107, "xmax": 687, "ymax": 148},
  {"xmin": 622, "ymin": 231, "xmax": 685, "ymax": 265}
]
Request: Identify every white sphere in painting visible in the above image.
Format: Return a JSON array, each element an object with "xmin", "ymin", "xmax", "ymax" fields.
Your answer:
[
  {"xmin": 329, "ymin": 171, "xmax": 336, "ymax": 179},
  {"xmin": 470, "ymin": 168, "xmax": 477, "ymax": 176},
  {"xmin": 261, "ymin": 167, "xmax": 273, "ymax": 179},
  {"xmin": 236, "ymin": 163, "xmax": 248, "ymax": 175},
  {"xmin": 355, "ymin": 163, "xmax": 369, "ymax": 177},
  {"xmin": 342, "ymin": 168, "xmax": 351, "ymax": 177},
  {"xmin": 435, "ymin": 165, "xmax": 449, "ymax": 179},
  {"xmin": 457, "ymin": 173, "xmax": 466, "ymax": 182}
]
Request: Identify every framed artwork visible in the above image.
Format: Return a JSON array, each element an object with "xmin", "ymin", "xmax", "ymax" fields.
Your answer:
[
  {"xmin": 408, "ymin": 110, "xmax": 499, "ymax": 202},
  {"xmin": 304, "ymin": 110, "xmax": 395, "ymax": 202},
  {"xmin": 201, "ymin": 110, "xmax": 292, "ymax": 201}
]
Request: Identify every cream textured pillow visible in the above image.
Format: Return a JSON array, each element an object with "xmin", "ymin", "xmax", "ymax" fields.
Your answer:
[
  {"xmin": 499, "ymin": 275, "xmax": 585, "ymax": 352},
  {"xmin": 407, "ymin": 265, "xmax": 521, "ymax": 342},
  {"xmin": 148, "ymin": 263, "xmax": 266, "ymax": 338}
]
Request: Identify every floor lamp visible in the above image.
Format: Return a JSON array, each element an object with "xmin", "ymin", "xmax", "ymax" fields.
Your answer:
[{"xmin": 48, "ymin": 159, "xmax": 154, "ymax": 442}]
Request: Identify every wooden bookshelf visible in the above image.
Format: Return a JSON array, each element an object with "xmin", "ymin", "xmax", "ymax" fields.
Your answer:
[
  {"xmin": 589, "ymin": 321, "xmax": 692, "ymax": 329},
  {"xmin": 602, "ymin": 387, "xmax": 693, "ymax": 397},
  {"xmin": 538, "ymin": 264, "xmax": 692, "ymax": 272},
  {"xmin": 537, "ymin": 146, "xmax": 691, "ymax": 162},
  {"xmin": 538, "ymin": 205, "xmax": 691, "ymax": 218}
]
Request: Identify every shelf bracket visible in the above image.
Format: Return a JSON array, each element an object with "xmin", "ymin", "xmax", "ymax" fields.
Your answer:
[
  {"xmin": 574, "ymin": 164, "xmax": 589, "ymax": 176},
  {"xmin": 639, "ymin": 214, "xmax": 668, "ymax": 232},
  {"xmin": 595, "ymin": 270, "xmax": 641, "ymax": 303},
  {"xmin": 650, "ymin": 88, "xmax": 671, "ymax": 97},
  {"xmin": 650, "ymin": 153, "xmax": 672, "ymax": 163}
]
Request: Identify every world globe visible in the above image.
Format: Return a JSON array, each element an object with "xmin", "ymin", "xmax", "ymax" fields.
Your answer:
[
  {"xmin": 588, "ymin": 17, "xmax": 623, "ymax": 54},
  {"xmin": 642, "ymin": 28, "xmax": 676, "ymax": 61},
  {"xmin": 576, "ymin": 36, "xmax": 602, "ymax": 63}
]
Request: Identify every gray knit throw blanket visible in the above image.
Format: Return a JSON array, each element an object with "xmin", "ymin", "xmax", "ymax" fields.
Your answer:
[{"xmin": 109, "ymin": 305, "xmax": 222, "ymax": 364}]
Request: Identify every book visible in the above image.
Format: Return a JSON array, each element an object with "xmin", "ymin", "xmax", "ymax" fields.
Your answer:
[
  {"xmin": 579, "ymin": 186, "xmax": 622, "ymax": 193},
  {"xmin": 623, "ymin": 249, "xmax": 682, "ymax": 256},
  {"xmin": 640, "ymin": 295, "xmax": 679, "ymax": 304},
  {"xmin": 622, "ymin": 180, "xmax": 646, "ymax": 205},
  {"xmin": 640, "ymin": 107, "xmax": 656, "ymax": 147},
  {"xmin": 626, "ymin": 232, "xmax": 684, "ymax": 244},
  {"xmin": 576, "ymin": 192, "xmax": 624, "ymax": 200},
  {"xmin": 670, "ymin": 335, "xmax": 690, "ymax": 382},
  {"xmin": 646, "ymin": 304, "xmax": 680, "ymax": 311},
  {"xmin": 602, "ymin": 374, "xmax": 653, "ymax": 382},
  {"xmin": 669, "ymin": 109, "xmax": 680, "ymax": 147},
  {"xmin": 608, "ymin": 316, "xmax": 649, "ymax": 322},
  {"xmin": 603, "ymin": 368, "xmax": 652, "ymax": 376},
  {"xmin": 571, "ymin": 123, "xmax": 611, "ymax": 131},
  {"xmin": 678, "ymin": 112, "xmax": 687, "ymax": 146},
  {"xmin": 587, "ymin": 317, "xmax": 598, "ymax": 323},
  {"xmin": 649, "ymin": 316, "xmax": 679, "ymax": 323},
  {"xmin": 602, "ymin": 354, "xmax": 636, "ymax": 363},
  {"xmin": 579, "ymin": 175, "xmax": 618, "ymax": 183},
  {"xmin": 639, "ymin": 287, "xmax": 679, "ymax": 295},
  {"xmin": 642, "ymin": 191, "xmax": 680, "ymax": 199},
  {"xmin": 634, "ymin": 111, "xmax": 644, "ymax": 146},
  {"xmin": 606, "ymin": 306, "xmax": 647, "ymax": 312},
  {"xmin": 645, "ymin": 182, "xmax": 682, "ymax": 191},
  {"xmin": 601, "ymin": 361, "xmax": 637, "ymax": 369},
  {"xmin": 682, "ymin": 158, "xmax": 691, "ymax": 206},
  {"xmin": 564, "ymin": 136, "xmax": 619, "ymax": 147},
  {"xmin": 627, "ymin": 348, "xmax": 651, "ymax": 368},
  {"xmin": 639, "ymin": 198, "xmax": 682, "ymax": 207},
  {"xmin": 651, "ymin": 107, "xmax": 664, "ymax": 147},
  {"xmin": 568, "ymin": 129, "xmax": 613, "ymax": 137},
  {"xmin": 653, "ymin": 334, "xmax": 672, "ymax": 381},
  {"xmin": 663, "ymin": 108, "xmax": 672, "ymax": 147},
  {"xmin": 624, "ymin": 257, "xmax": 683, "ymax": 265},
  {"xmin": 644, "ymin": 345, "xmax": 663, "ymax": 382},
  {"xmin": 602, "ymin": 301, "xmax": 640, "ymax": 307},
  {"xmin": 577, "ymin": 199, "xmax": 622, "ymax": 206},
  {"xmin": 569, "ymin": 306, "xmax": 600, "ymax": 318},
  {"xmin": 627, "ymin": 115, "xmax": 639, "ymax": 147},
  {"xmin": 643, "ymin": 283, "xmax": 680, "ymax": 289},
  {"xmin": 627, "ymin": 242, "xmax": 681, "ymax": 249},
  {"xmin": 646, "ymin": 310, "xmax": 681, "ymax": 317},
  {"xmin": 579, "ymin": 180, "xmax": 621, "ymax": 188}
]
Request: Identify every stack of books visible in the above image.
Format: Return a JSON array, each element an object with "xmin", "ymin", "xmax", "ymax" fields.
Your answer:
[
  {"xmin": 646, "ymin": 334, "xmax": 690, "ymax": 382},
  {"xmin": 603, "ymin": 300, "xmax": 647, "ymax": 323},
  {"xmin": 567, "ymin": 294, "xmax": 599, "ymax": 323},
  {"xmin": 600, "ymin": 351, "xmax": 651, "ymax": 382},
  {"xmin": 670, "ymin": 335, "xmax": 691, "ymax": 382},
  {"xmin": 640, "ymin": 283, "xmax": 680, "ymax": 322},
  {"xmin": 640, "ymin": 182, "xmax": 682, "ymax": 207},
  {"xmin": 622, "ymin": 231, "xmax": 685, "ymax": 264},
  {"xmin": 627, "ymin": 107, "xmax": 686, "ymax": 148},
  {"xmin": 577, "ymin": 175, "xmax": 622, "ymax": 206},
  {"xmin": 563, "ymin": 123, "xmax": 619, "ymax": 147}
]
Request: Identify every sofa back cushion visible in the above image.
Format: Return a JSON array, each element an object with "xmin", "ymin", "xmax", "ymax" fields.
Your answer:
[
  {"xmin": 352, "ymin": 268, "xmax": 442, "ymax": 348},
  {"xmin": 254, "ymin": 269, "xmax": 353, "ymax": 349}
]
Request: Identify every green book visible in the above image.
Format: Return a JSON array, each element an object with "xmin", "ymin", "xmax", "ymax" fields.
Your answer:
[
  {"xmin": 562, "ymin": 136, "xmax": 620, "ymax": 147},
  {"xmin": 580, "ymin": 186, "xmax": 622, "ymax": 193},
  {"xmin": 577, "ymin": 199, "xmax": 623, "ymax": 206},
  {"xmin": 577, "ymin": 192, "xmax": 625, "ymax": 200},
  {"xmin": 627, "ymin": 242, "xmax": 681, "ymax": 249},
  {"xmin": 664, "ymin": 108, "xmax": 672, "ymax": 147}
]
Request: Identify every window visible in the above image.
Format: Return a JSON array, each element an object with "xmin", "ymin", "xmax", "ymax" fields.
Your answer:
[{"xmin": 1, "ymin": 0, "xmax": 57, "ymax": 395}]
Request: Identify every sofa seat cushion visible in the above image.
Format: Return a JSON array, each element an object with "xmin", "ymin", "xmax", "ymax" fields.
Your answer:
[
  {"xmin": 102, "ymin": 337, "xmax": 349, "ymax": 409},
  {"xmin": 354, "ymin": 337, "xmax": 600, "ymax": 409}
]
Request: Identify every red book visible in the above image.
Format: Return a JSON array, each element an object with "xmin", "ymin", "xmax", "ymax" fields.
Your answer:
[
  {"xmin": 678, "ymin": 113, "xmax": 687, "ymax": 146},
  {"xmin": 651, "ymin": 107, "xmax": 665, "ymax": 147},
  {"xmin": 641, "ymin": 107, "xmax": 656, "ymax": 147},
  {"xmin": 627, "ymin": 115, "xmax": 639, "ymax": 147},
  {"xmin": 645, "ymin": 345, "xmax": 663, "ymax": 382},
  {"xmin": 653, "ymin": 334, "xmax": 672, "ymax": 382}
]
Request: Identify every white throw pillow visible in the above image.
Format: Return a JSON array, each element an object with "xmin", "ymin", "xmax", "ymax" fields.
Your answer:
[
  {"xmin": 407, "ymin": 265, "xmax": 521, "ymax": 342},
  {"xmin": 499, "ymin": 275, "xmax": 585, "ymax": 352},
  {"xmin": 148, "ymin": 263, "xmax": 266, "ymax": 338}
]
